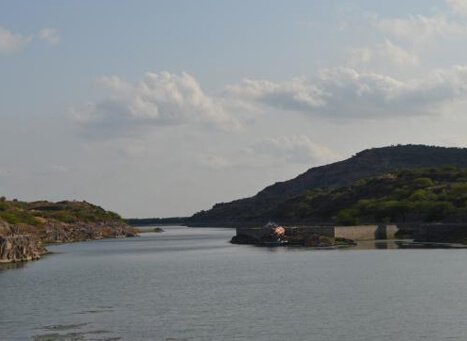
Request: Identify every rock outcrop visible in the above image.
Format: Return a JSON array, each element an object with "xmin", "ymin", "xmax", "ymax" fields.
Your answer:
[
  {"xmin": 0, "ymin": 234, "xmax": 46, "ymax": 263},
  {"xmin": 0, "ymin": 223, "xmax": 47, "ymax": 263},
  {"xmin": 0, "ymin": 221, "xmax": 138, "ymax": 263},
  {"xmin": 40, "ymin": 222, "xmax": 137, "ymax": 243},
  {"xmin": 0, "ymin": 199, "xmax": 138, "ymax": 264}
]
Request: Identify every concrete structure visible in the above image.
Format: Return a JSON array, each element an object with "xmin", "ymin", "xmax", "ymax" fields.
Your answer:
[
  {"xmin": 235, "ymin": 223, "xmax": 467, "ymax": 244},
  {"xmin": 335, "ymin": 225, "xmax": 399, "ymax": 241},
  {"xmin": 236, "ymin": 224, "xmax": 399, "ymax": 242}
]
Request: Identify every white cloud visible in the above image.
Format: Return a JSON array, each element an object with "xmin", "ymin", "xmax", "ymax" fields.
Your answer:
[
  {"xmin": 376, "ymin": 13, "xmax": 467, "ymax": 42},
  {"xmin": 74, "ymin": 71, "xmax": 241, "ymax": 136},
  {"xmin": 225, "ymin": 77, "xmax": 328, "ymax": 113},
  {"xmin": 194, "ymin": 137, "xmax": 339, "ymax": 171},
  {"xmin": 381, "ymin": 39, "xmax": 419, "ymax": 65},
  {"xmin": 252, "ymin": 135, "xmax": 339, "ymax": 165},
  {"xmin": 197, "ymin": 154, "xmax": 234, "ymax": 170},
  {"xmin": 39, "ymin": 28, "xmax": 60, "ymax": 45},
  {"xmin": 446, "ymin": 0, "xmax": 467, "ymax": 17},
  {"xmin": 315, "ymin": 66, "xmax": 467, "ymax": 117},
  {"xmin": 351, "ymin": 39, "xmax": 418, "ymax": 67},
  {"xmin": 0, "ymin": 27, "xmax": 32, "ymax": 54},
  {"xmin": 350, "ymin": 47, "xmax": 373, "ymax": 65},
  {"xmin": 226, "ymin": 66, "xmax": 467, "ymax": 119},
  {"xmin": 75, "ymin": 64, "xmax": 467, "ymax": 137},
  {"xmin": 0, "ymin": 27, "xmax": 61, "ymax": 54},
  {"xmin": 342, "ymin": 6, "xmax": 467, "ymax": 71}
]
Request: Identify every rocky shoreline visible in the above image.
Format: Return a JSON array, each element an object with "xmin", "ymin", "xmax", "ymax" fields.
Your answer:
[
  {"xmin": 38, "ymin": 221, "xmax": 138, "ymax": 244},
  {"xmin": 0, "ymin": 199, "xmax": 140, "ymax": 264},
  {"xmin": 0, "ymin": 234, "xmax": 46, "ymax": 263},
  {"xmin": 0, "ymin": 221, "xmax": 138, "ymax": 264}
]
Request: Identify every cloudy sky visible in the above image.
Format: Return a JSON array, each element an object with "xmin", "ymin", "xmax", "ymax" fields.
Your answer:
[{"xmin": 2, "ymin": 0, "xmax": 467, "ymax": 217}]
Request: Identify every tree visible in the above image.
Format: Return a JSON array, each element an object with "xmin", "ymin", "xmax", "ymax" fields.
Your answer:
[{"xmin": 336, "ymin": 209, "xmax": 359, "ymax": 226}]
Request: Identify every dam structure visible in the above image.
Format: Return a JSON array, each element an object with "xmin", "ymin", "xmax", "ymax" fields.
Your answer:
[
  {"xmin": 235, "ymin": 223, "xmax": 467, "ymax": 244},
  {"xmin": 235, "ymin": 224, "xmax": 399, "ymax": 243}
]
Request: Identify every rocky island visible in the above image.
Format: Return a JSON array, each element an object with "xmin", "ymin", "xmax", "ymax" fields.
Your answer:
[{"xmin": 0, "ymin": 198, "xmax": 137, "ymax": 263}]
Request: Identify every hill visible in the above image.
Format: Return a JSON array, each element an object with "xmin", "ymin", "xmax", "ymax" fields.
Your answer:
[
  {"xmin": 0, "ymin": 198, "xmax": 137, "ymax": 263},
  {"xmin": 270, "ymin": 167, "xmax": 467, "ymax": 225},
  {"xmin": 188, "ymin": 145, "xmax": 467, "ymax": 226}
]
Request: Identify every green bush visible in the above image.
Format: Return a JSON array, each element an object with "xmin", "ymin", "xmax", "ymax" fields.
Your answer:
[
  {"xmin": 409, "ymin": 189, "xmax": 437, "ymax": 201},
  {"xmin": 0, "ymin": 210, "xmax": 40, "ymax": 225},
  {"xmin": 336, "ymin": 209, "xmax": 359, "ymax": 226},
  {"xmin": 414, "ymin": 177, "xmax": 434, "ymax": 187}
]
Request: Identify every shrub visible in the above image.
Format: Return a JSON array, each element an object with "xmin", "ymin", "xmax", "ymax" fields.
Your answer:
[
  {"xmin": 336, "ymin": 209, "xmax": 359, "ymax": 226},
  {"xmin": 414, "ymin": 177, "xmax": 434, "ymax": 187}
]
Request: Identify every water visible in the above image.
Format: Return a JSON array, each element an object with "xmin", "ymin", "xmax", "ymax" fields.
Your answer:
[{"xmin": 2, "ymin": 226, "xmax": 467, "ymax": 341}]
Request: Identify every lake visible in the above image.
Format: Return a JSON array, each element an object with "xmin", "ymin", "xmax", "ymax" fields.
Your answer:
[{"xmin": 2, "ymin": 226, "xmax": 467, "ymax": 340}]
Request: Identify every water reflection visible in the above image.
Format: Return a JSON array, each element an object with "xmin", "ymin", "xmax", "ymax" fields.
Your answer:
[
  {"xmin": 352, "ymin": 240, "xmax": 402, "ymax": 250},
  {"xmin": 352, "ymin": 240, "xmax": 467, "ymax": 250},
  {"xmin": 255, "ymin": 239, "xmax": 467, "ymax": 251},
  {"xmin": 0, "ymin": 261, "xmax": 26, "ymax": 271}
]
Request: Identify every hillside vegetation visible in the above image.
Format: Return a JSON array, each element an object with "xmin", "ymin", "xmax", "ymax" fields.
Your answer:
[
  {"xmin": 0, "ymin": 198, "xmax": 124, "ymax": 227},
  {"xmin": 270, "ymin": 167, "xmax": 467, "ymax": 225},
  {"xmin": 0, "ymin": 198, "xmax": 136, "ymax": 263},
  {"xmin": 189, "ymin": 145, "xmax": 467, "ymax": 226}
]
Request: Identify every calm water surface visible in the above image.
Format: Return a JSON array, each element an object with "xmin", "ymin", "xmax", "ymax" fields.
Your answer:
[{"xmin": 2, "ymin": 226, "xmax": 467, "ymax": 340}]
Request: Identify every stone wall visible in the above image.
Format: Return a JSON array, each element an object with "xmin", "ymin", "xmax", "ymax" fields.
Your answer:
[
  {"xmin": 386, "ymin": 225, "xmax": 399, "ymax": 239},
  {"xmin": 291, "ymin": 226, "xmax": 335, "ymax": 238},
  {"xmin": 335, "ymin": 225, "xmax": 399, "ymax": 241}
]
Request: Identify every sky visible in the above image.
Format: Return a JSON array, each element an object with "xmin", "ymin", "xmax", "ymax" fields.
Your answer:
[{"xmin": 2, "ymin": 0, "xmax": 467, "ymax": 217}]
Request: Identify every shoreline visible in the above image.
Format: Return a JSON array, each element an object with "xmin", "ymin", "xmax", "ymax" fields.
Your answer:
[{"xmin": 0, "ymin": 223, "xmax": 138, "ymax": 264}]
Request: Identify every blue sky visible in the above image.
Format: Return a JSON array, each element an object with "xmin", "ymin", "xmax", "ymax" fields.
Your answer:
[{"xmin": 2, "ymin": 0, "xmax": 467, "ymax": 217}]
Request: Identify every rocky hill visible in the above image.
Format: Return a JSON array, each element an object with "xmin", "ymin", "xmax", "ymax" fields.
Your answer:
[
  {"xmin": 0, "ymin": 198, "xmax": 137, "ymax": 263},
  {"xmin": 188, "ymin": 145, "xmax": 467, "ymax": 226},
  {"xmin": 270, "ymin": 167, "xmax": 467, "ymax": 225}
]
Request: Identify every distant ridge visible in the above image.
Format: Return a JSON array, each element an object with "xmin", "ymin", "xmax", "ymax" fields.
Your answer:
[{"xmin": 188, "ymin": 145, "xmax": 467, "ymax": 226}]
